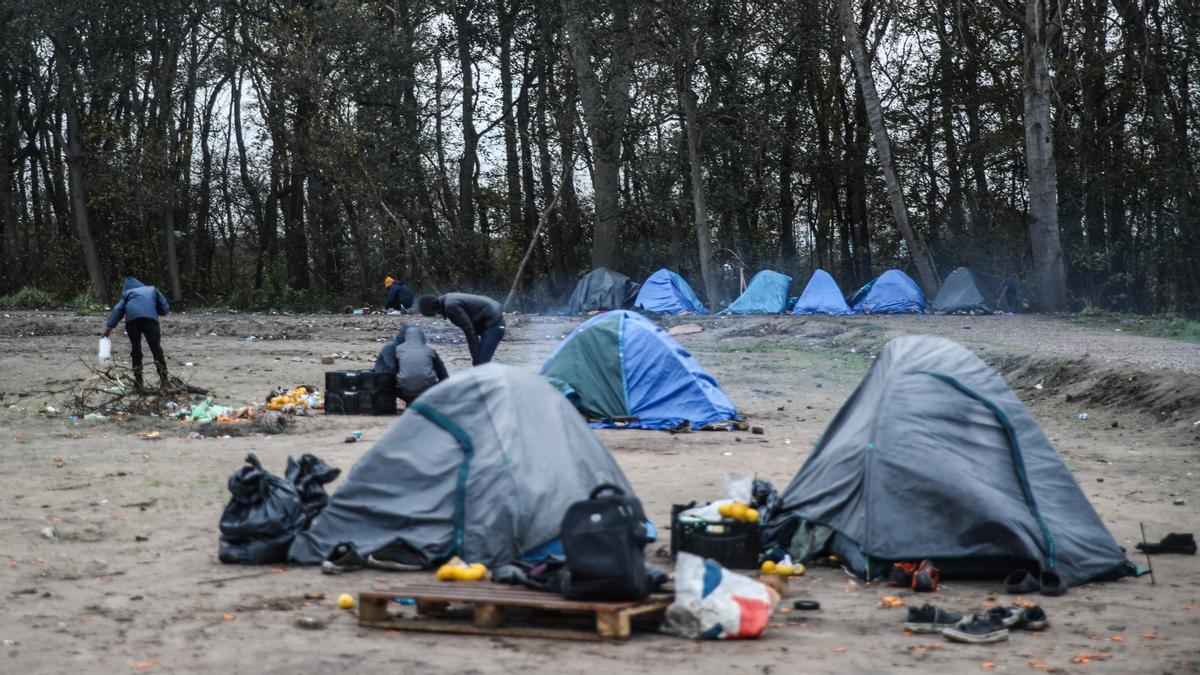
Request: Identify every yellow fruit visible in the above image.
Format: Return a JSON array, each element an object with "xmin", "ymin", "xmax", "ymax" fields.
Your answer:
[
  {"xmin": 436, "ymin": 564, "xmax": 456, "ymax": 581},
  {"xmin": 760, "ymin": 560, "xmax": 777, "ymax": 574},
  {"xmin": 745, "ymin": 508, "xmax": 760, "ymax": 523},
  {"xmin": 792, "ymin": 563, "xmax": 806, "ymax": 577},
  {"xmin": 775, "ymin": 564, "xmax": 794, "ymax": 576},
  {"xmin": 461, "ymin": 565, "xmax": 486, "ymax": 582},
  {"xmin": 717, "ymin": 503, "xmax": 733, "ymax": 518},
  {"xmin": 337, "ymin": 593, "xmax": 355, "ymax": 609},
  {"xmin": 469, "ymin": 563, "xmax": 487, "ymax": 576},
  {"xmin": 729, "ymin": 503, "xmax": 748, "ymax": 521}
]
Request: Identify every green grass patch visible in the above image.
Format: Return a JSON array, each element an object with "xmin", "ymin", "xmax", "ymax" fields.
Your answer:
[
  {"xmin": 1070, "ymin": 311, "xmax": 1200, "ymax": 344},
  {"xmin": 0, "ymin": 287, "xmax": 57, "ymax": 310}
]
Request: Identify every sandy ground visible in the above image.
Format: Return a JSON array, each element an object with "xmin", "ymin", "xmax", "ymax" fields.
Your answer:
[{"xmin": 0, "ymin": 310, "xmax": 1197, "ymax": 674}]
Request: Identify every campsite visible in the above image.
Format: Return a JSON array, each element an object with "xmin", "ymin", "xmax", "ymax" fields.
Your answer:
[{"xmin": 1, "ymin": 309, "xmax": 1197, "ymax": 672}]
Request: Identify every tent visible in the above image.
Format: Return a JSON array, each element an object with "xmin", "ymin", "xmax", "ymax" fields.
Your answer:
[
  {"xmin": 791, "ymin": 269, "xmax": 852, "ymax": 315},
  {"xmin": 540, "ymin": 310, "xmax": 737, "ymax": 430},
  {"xmin": 634, "ymin": 268, "xmax": 707, "ymax": 315},
  {"xmin": 932, "ymin": 266, "xmax": 1002, "ymax": 314},
  {"xmin": 567, "ymin": 267, "xmax": 641, "ymax": 314},
  {"xmin": 288, "ymin": 364, "xmax": 636, "ymax": 568},
  {"xmin": 847, "ymin": 269, "xmax": 928, "ymax": 314},
  {"xmin": 776, "ymin": 335, "xmax": 1135, "ymax": 587},
  {"xmin": 719, "ymin": 270, "xmax": 792, "ymax": 314}
]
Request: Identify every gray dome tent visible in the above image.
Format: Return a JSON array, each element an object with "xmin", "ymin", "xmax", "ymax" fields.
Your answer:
[
  {"xmin": 931, "ymin": 266, "xmax": 1002, "ymax": 314},
  {"xmin": 777, "ymin": 336, "xmax": 1135, "ymax": 587},
  {"xmin": 567, "ymin": 267, "xmax": 641, "ymax": 313},
  {"xmin": 289, "ymin": 364, "xmax": 636, "ymax": 567}
]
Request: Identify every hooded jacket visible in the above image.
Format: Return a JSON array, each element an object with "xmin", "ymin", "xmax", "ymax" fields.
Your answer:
[
  {"xmin": 385, "ymin": 281, "xmax": 414, "ymax": 310},
  {"xmin": 106, "ymin": 277, "xmax": 169, "ymax": 329},
  {"xmin": 373, "ymin": 326, "xmax": 410, "ymax": 374},
  {"xmin": 395, "ymin": 327, "xmax": 449, "ymax": 396}
]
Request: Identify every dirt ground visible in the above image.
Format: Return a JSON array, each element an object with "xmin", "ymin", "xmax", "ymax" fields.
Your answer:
[{"xmin": 0, "ymin": 310, "xmax": 1197, "ymax": 674}]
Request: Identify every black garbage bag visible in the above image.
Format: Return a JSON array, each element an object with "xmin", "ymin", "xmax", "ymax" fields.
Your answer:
[
  {"xmin": 752, "ymin": 478, "xmax": 800, "ymax": 551},
  {"xmin": 218, "ymin": 453, "xmax": 308, "ymax": 564},
  {"xmin": 285, "ymin": 453, "xmax": 341, "ymax": 526}
]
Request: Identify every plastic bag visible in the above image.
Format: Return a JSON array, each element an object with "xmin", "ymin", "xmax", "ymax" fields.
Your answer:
[
  {"xmin": 218, "ymin": 454, "xmax": 308, "ymax": 564},
  {"xmin": 285, "ymin": 453, "xmax": 341, "ymax": 526},
  {"xmin": 662, "ymin": 552, "xmax": 779, "ymax": 639},
  {"xmin": 98, "ymin": 337, "xmax": 112, "ymax": 362}
]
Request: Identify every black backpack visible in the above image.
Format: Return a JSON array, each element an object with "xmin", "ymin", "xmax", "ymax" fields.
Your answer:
[{"xmin": 561, "ymin": 484, "xmax": 651, "ymax": 601}]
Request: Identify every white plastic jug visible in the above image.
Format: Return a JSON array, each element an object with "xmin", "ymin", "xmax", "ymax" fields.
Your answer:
[{"xmin": 98, "ymin": 337, "xmax": 112, "ymax": 362}]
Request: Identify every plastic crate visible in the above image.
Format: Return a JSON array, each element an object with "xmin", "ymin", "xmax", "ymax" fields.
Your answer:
[
  {"xmin": 670, "ymin": 503, "xmax": 761, "ymax": 570},
  {"xmin": 324, "ymin": 370, "xmax": 397, "ymax": 415},
  {"xmin": 325, "ymin": 390, "xmax": 362, "ymax": 415}
]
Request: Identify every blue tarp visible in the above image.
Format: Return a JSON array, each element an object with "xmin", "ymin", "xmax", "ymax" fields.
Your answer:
[
  {"xmin": 634, "ymin": 269, "xmax": 707, "ymax": 315},
  {"xmin": 792, "ymin": 269, "xmax": 852, "ymax": 315},
  {"xmin": 718, "ymin": 270, "xmax": 792, "ymax": 314},
  {"xmin": 541, "ymin": 311, "xmax": 737, "ymax": 430},
  {"xmin": 849, "ymin": 269, "xmax": 928, "ymax": 314}
]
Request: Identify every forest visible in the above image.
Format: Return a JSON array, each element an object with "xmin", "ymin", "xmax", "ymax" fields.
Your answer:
[{"xmin": 0, "ymin": 0, "xmax": 1196, "ymax": 314}]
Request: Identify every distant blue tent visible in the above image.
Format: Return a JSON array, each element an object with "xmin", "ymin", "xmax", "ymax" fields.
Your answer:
[
  {"xmin": 848, "ymin": 269, "xmax": 928, "ymax": 314},
  {"xmin": 635, "ymin": 269, "xmax": 707, "ymax": 315},
  {"xmin": 792, "ymin": 269, "xmax": 852, "ymax": 315},
  {"xmin": 541, "ymin": 311, "xmax": 737, "ymax": 430},
  {"xmin": 719, "ymin": 270, "xmax": 792, "ymax": 314}
]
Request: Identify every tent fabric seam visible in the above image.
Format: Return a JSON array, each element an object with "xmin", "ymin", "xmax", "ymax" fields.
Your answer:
[
  {"xmin": 923, "ymin": 371, "xmax": 1057, "ymax": 571},
  {"xmin": 411, "ymin": 401, "xmax": 476, "ymax": 561}
]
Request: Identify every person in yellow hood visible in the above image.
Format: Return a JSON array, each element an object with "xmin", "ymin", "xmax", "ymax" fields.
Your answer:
[{"xmin": 384, "ymin": 276, "xmax": 414, "ymax": 312}]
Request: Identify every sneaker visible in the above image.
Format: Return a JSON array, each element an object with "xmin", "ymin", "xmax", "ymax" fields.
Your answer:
[
  {"xmin": 985, "ymin": 606, "xmax": 1022, "ymax": 628},
  {"xmin": 321, "ymin": 542, "xmax": 366, "ymax": 575},
  {"xmin": 1019, "ymin": 606, "xmax": 1048, "ymax": 631},
  {"xmin": 904, "ymin": 604, "xmax": 964, "ymax": 633},
  {"xmin": 1136, "ymin": 533, "xmax": 1197, "ymax": 555},
  {"xmin": 942, "ymin": 614, "xmax": 1010, "ymax": 643},
  {"xmin": 889, "ymin": 562, "xmax": 917, "ymax": 587},
  {"xmin": 912, "ymin": 559, "xmax": 940, "ymax": 592}
]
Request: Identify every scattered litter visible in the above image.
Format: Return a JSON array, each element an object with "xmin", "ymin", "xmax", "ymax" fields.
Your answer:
[
  {"xmin": 137, "ymin": 431, "xmax": 163, "ymax": 441},
  {"xmin": 40, "ymin": 527, "xmax": 56, "ymax": 540},
  {"xmin": 44, "ymin": 405, "xmax": 58, "ymax": 414},
  {"xmin": 184, "ymin": 362, "xmax": 195, "ymax": 367},
  {"xmin": 245, "ymin": 336, "xmax": 256, "ymax": 341},
  {"xmin": 295, "ymin": 616, "xmax": 325, "ymax": 630},
  {"xmin": 751, "ymin": 426, "xmax": 764, "ymax": 435},
  {"xmin": 722, "ymin": 452, "xmax": 732, "ymax": 456},
  {"xmin": 878, "ymin": 596, "xmax": 904, "ymax": 608},
  {"xmin": 1078, "ymin": 412, "xmax": 1089, "ymax": 421},
  {"xmin": 1174, "ymin": 499, "xmax": 1186, "ymax": 506},
  {"xmin": 1034, "ymin": 382, "xmax": 1044, "ymax": 390},
  {"xmin": 265, "ymin": 386, "xmax": 323, "ymax": 413},
  {"xmin": 188, "ymin": 432, "xmax": 203, "ymax": 440},
  {"xmin": 344, "ymin": 435, "xmax": 359, "ymax": 444},
  {"xmin": 321, "ymin": 356, "xmax": 335, "ymax": 365},
  {"xmin": 84, "ymin": 413, "xmax": 107, "ymax": 421}
]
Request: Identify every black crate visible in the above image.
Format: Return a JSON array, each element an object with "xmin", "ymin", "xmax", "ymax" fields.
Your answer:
[
  {"xmin": 325, "ymin": 390, "xmax": 363, "ymax": 415},
  {"xmin": 324, "ymin": 370, "xmax": 397, "ymax": 415},
  {"xmin": 670, "ymin": 504, "xmax": 761, "ymax": 570}
]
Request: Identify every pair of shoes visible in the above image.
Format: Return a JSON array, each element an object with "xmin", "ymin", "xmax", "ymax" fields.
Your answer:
[
  {"xmin": 985, "ymin": 605, "xmax": 1048, "ymax": 631},
  {"xmin": 321, "ymin": 542, "xmax": 366, "ymax": 574},
  {"xmin": 1136, "ymin": 532, "xmax": 1197, "ymax": 555},
  {"xmin": 1003, "ymin": 569, "xmax": 1068, "ymax": 597},
  {"xmin": 942, "ymin": 613, "xmax": 1009, "ymax": 643},
  {"xmin": 888, "ymin": 560, "xmax": 940, "ymax": 592},
  {"xmin": 904, "ymin": 604, "xmax": 964, "ymax": 632}
]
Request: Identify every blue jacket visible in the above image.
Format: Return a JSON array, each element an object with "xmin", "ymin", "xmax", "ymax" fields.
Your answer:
[{"xmin": 106, "ymin": 277, "xmax": 169, "ymax": 329}]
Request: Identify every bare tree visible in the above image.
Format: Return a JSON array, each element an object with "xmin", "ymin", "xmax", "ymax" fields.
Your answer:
[{"xmin": 838, "ymin": 0, "xmax": 939, "ymax": 297}]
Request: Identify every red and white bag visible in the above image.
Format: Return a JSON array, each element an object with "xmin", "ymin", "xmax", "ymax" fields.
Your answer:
[{"xmin": 663, "ymin": 552, "xmax": 779, "ymax": 639}]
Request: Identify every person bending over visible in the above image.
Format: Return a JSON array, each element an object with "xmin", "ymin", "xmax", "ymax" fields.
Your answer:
[
  {"xmin": 393, "ymin": 326, "xmax": 449, "ymax": 404},
  {"xmin": 102, "ymin": 276, "xmax": 170, "ymax": 391},
  {"xmin": 417, "ymin": 292, "xmax": 505, "ymax": 365}
]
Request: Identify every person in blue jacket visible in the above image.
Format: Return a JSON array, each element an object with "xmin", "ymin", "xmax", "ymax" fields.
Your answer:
[
  {"xmin": 102, "ymin": 277, "xmax": 170, "ymax": 391},
  {"xmin": 384, "ymin": 276, "xmax": 414, "ymax": 312}
]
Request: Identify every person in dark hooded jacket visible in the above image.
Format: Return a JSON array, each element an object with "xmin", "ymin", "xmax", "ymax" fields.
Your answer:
[
  {"xmin": 384, "ymin": 277, "xmax": 414, "ymax": 312},
  {"xmin": 102, "ymin": 277, "xmax": 170, "ymax": 391},
  {"xmin": 393, "ymin": 326, "xmax": 449, "ymax": 404},
  {"xmin": 417, "ymin": 292, "xmax": 505, "ymax": 365}
]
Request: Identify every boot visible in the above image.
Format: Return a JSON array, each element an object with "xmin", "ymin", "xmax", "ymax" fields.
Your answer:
[
  {"xmin": 133, "ymin": 367, "xmax": 145, "ymax": 393},
  {"xmin": 155, "ymin": 361, "xmax": 169, "ymax": 392}
]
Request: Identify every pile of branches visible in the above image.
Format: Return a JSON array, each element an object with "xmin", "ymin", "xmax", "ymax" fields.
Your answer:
[{"xmin": 71, "ymin": 361, "xmax": 209, "ymax": 417}]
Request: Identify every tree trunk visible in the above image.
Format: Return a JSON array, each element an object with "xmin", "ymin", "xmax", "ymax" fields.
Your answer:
[
  {"xmin": 838, "ymin": 0, "xmax": 939, "ymax": 297},
  {"xmin": 53, "ymin": 39, "xmax": 106, "ymax": 301},
  {"xmin": 678, "ymin": 67, "xmax": 720, "ymax": 308},
  {"xmin": 454, "ymin": 2, "xmax": 479, "ymax": 273},
  {"xmin": 563, "ymin": 0, "xmax": 635, "ymax": 270},
  {"xmin": 1020, "ymin": 0, "xmax": 1069, "ymax": 311}
]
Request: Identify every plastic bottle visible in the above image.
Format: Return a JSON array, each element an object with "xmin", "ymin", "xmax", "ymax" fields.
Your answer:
[{"xmin": 98, "ymin": 337, "xmax": 112, "ymax": 362}]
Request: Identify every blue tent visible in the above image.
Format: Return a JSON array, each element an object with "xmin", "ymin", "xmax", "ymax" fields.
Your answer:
[
  {"xmin": 634, "ymin": 269, "xmax": 707, "ymax": 315},
  {"xmin": 719, "ymin": 270, "xmax": 792, "ymax": 314},
  {"xmin": 541, "ymin": 310, "xmax": 737, "ymax": 430},
  {"xmin": 848, "ymin": 269, "xmax": 928, "ymax": 314},
  {"xmin": 792, "ymin": 269, "xmax": 852, "ymax": 315}
]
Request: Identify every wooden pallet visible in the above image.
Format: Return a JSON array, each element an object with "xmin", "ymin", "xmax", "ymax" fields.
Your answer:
[{"xmin": 359, "ymin": 583, "xmax": 673, "ymax": 641}]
